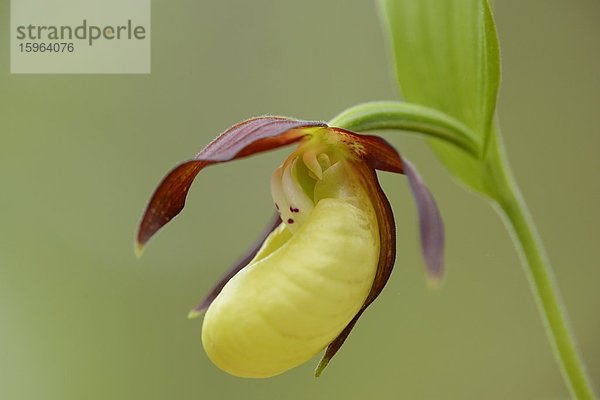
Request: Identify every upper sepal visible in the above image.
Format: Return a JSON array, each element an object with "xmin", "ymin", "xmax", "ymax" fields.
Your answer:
[{"xmin": 136, "ymin": 117, "xmax": 326, "ymax": 250}]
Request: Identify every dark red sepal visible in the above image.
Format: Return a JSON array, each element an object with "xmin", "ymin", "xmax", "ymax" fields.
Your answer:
[
  {"xmin": 331, "ymin": 128, "xmax": 404, "ymax": 173},
  {"xmin": 338, "ymin": 128, "xmax": 444, "ymax": 282},
  {"xmin": 315, "ymin": 155, "xmax": 445, "ymax": 375},
  {"xmin": 136, "ymin": 117, "xmax": 326, "ymax": 250}
]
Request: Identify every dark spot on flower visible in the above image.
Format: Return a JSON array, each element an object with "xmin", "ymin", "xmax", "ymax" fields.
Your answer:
[
  {"xmin": 275, "ymin": 203, "xmax": 279, "ymax": 210},
  {"xmin": 290, "ymin": 206, "xmax": 299, "ymax": 213},
  {"xmin": 287, "ymin": 218, "xmax": 295, "ymax": 224}
]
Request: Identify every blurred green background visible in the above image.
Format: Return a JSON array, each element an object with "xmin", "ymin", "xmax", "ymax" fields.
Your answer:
[{"xmin": 1, "ymin": 1, "xmax": 598, "ymax": 399}]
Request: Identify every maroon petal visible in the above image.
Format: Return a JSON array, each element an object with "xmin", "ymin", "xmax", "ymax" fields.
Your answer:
[
  {"xmin": 332, "ymin": 127, "xmax": 444, "ymax": 282},
  {"xmin": 315, "ymin": 163, "xmax": 396, "ymax": 376},
  {"xmin": 188, "ymin": 214, "xmax": 282, "ymax": 318},
  {"xmin": 136, "ymin": 117, "xmax": 326, "ymax": 250},
  {"xmin": 403, "ymin": 158, "xmax": 445, "ymax": 283},
  {"xmin": 315, "ymin": 152, "xmax": 444, "ymax": 375}
]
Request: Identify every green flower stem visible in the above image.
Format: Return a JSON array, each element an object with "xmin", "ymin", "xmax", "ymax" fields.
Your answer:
[
  {"xmin": 329, "ymin": 101, "xmax": 481, "ymax": 157},
  {"xmin": 491, "ymin": 147, "xmax": 597, "ymax": 400},
  {"xmin": 331, "ymin": 101, "xmax": 596, "ymax": 399}
]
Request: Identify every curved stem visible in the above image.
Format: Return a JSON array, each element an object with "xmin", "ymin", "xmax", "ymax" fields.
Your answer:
[
  {"xmin": 332, "ymin": 101, "xmax": 596, "ymax": 397},
  {"xmin": 492, "ymin": 145, "xmax": 597, "ymax": 399},
  {"xmin": 328, "ymin": 101, "xmax": 481, "ymax": 157}
]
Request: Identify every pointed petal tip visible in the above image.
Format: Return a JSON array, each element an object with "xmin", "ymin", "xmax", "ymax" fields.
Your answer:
[
  {"xmin": 187, "ymin": 309, "xmax": 204, "ymax": 319},
  {"xmin": 134, "ymin": 241, "xmax": 145, "ymax": 259},
  {"xmin": 314, "ymin": 357, "xmax": 329, "ymax": 378},
  {"xmin": 426, "ymin": 273, "xmax": 444, "ymax": 290}
]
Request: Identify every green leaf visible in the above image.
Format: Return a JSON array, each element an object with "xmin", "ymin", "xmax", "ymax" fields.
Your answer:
[
  {"xmin": 376, "ymin": 4, "xmax": 599, "ymax": 396},
  {"xmin": 380, "ymin": 0, "xmax": 500, "ymax": 194}
]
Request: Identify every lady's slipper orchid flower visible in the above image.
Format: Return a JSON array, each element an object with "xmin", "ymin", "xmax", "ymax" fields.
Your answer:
[{"xmin": 136, "ymin": 117, "xmax": 444, "ymax": 378}]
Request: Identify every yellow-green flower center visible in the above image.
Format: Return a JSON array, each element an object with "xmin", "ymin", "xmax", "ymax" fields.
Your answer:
[
  {"xmin": 270, "ymin": 135, "xmax": 349, "ymax": 232},
  {"xmin": 201, "ymin": 132, "xmax": 381, "ymax": 378}
]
